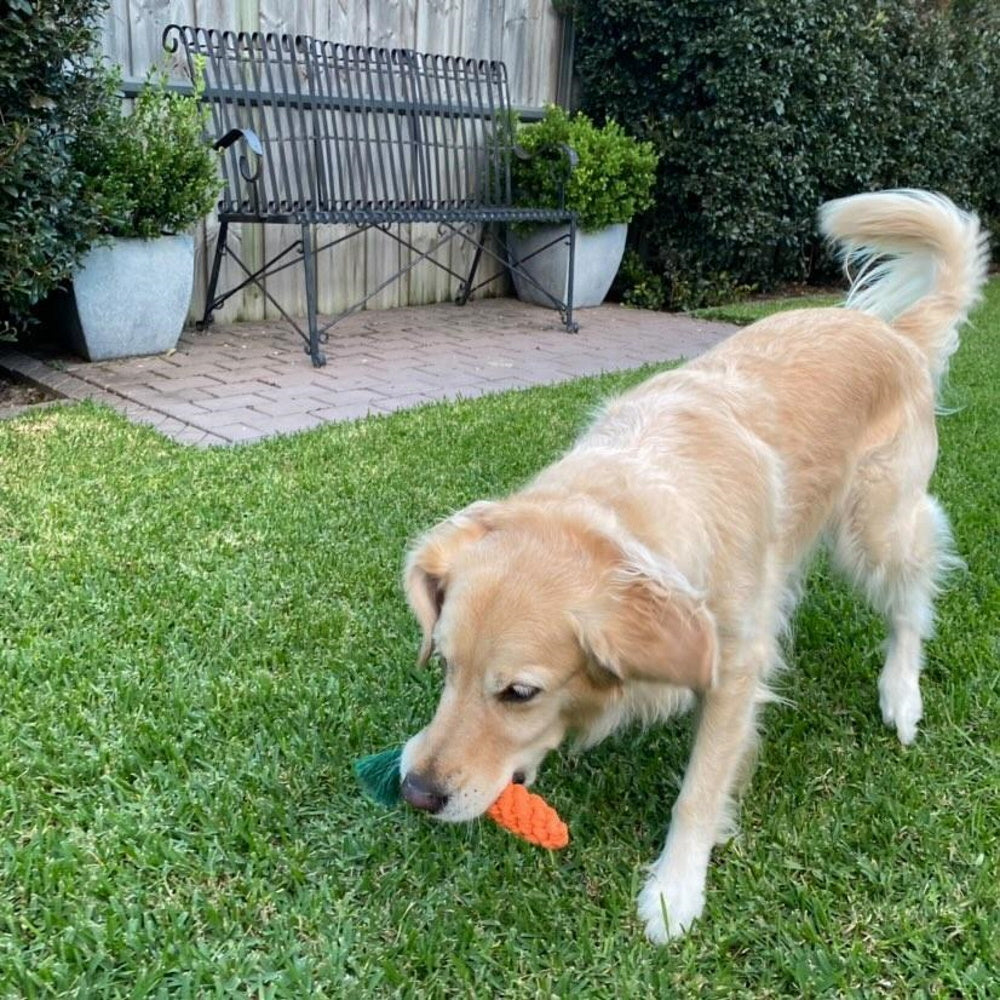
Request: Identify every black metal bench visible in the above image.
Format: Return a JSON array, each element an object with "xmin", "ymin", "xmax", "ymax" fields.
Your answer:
[{"xmin": 163, "ymin": 24, "xmax": 579, "ymax": 367}]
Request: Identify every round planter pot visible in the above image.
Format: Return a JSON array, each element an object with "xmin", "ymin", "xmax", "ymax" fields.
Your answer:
[
  {"xmin": 69, "ymin": 234, "xmax": 195, "ymax": 361},
  {"xmin": 509, "ymin": 223, "xmax": 627, "ymax": 309}
]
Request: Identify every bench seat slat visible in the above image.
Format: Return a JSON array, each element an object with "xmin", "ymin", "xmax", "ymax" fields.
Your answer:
[{"xmin": 218, "ymin": 206, "xmax": 577, "ymax": 225}]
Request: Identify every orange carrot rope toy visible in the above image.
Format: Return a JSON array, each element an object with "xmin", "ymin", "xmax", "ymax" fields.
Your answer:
[
  {"xmin": 354, "ymin": 747, "xmax": 569, "ymax": 849},
  {"xmin": 485, "ymin": 781, "xmax": 569, "ymax": 849}
]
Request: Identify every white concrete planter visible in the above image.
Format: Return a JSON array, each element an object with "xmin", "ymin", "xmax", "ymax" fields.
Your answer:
[
  {"xmin": 509, "ymin": 223, "xmax": 628, "ymax": 309},
  {"xmin": 69, "ymin": 235, "xmax": 195, "ymax": 361}
]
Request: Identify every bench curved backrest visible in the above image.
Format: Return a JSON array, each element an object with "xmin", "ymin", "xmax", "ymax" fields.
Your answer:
[{"xmin": 164, "ymin": 24, "xmax": 518, "ymax": 224}]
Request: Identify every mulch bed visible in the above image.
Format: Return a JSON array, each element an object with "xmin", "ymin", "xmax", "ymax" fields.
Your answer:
[{"xmin": 0, "ymin": 369, "xmax": 63, "ymax": 412}]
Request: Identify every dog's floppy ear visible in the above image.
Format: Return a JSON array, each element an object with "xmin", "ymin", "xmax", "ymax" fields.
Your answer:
[
  {"xmin": 404, "ymin": 501, "xmax": 498, "ymax": 665},
  {"xmin": 572, "ymin": 563, "xmax": 718, "ymax": 692}
]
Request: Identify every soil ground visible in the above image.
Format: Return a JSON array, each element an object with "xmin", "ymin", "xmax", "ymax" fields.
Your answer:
[{"xmin": 0, "ymin": 368, "xmax": 62, "ymax": 411}]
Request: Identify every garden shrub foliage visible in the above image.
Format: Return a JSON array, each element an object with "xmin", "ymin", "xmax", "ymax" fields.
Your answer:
[
  {"xmin": 0, "ymin": 0, "xmax": 113, "ymax": 330},
  {"xmin": 0, "ymin": 2, "xmax": 218, "ymax": 332},
  {"xmin": 513, "ymin": 105, "xmax": 659, "ymax": 232},
  {"xmin": 566, "ymin": 0, "xmax": 1000, "ymax": 306},
  {"xmin": 73, "ymin": 69, "xmax": 220, "ymax": 241}
]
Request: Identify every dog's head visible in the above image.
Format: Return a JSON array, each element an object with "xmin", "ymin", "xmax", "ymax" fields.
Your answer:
[{"xmin": 398, "ymin": 500, "xmax": 718, "ymax": 821}]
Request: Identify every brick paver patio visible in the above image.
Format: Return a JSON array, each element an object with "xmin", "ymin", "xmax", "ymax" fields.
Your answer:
[{"xmin": 0, "ymin": 298, "xmax": 735, "ymax": 446}]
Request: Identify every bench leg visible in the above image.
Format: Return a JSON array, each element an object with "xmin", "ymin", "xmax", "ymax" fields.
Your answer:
[
  {"xmin": 301, "ymin": 223, "xmax": 326, "ymax": 367},
  {"xmin": 564, "ymin": 217, "xmax": 579, "ymax": 333},
  {"xmin": 199, "ymin": 219, "xmax": 229, "ymax": 330},
  {"xmin": 456, "ymin": 224, "xmax": 487, "ymax": 306}
]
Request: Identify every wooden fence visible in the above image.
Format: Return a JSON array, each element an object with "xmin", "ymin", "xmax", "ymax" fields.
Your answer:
[{"xmin": 101, "ymin": 1, "xmax": 569, "ymax": 323}]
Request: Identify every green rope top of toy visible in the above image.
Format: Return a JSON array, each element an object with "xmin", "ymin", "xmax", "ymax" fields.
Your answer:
[{"xmin": 354, "ymin": 746, "xmax": 403, "ymax": 807}]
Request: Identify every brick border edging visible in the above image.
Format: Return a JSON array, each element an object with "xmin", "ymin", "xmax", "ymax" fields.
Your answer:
[
  {"xmin": 0, "ymin": 348, "xmax": 74, "ymax": 420},
  {"xmin": 1, "ymin": 347, "xmax": 92, "ymax": 403},
  {"xmin": 0, "ymin": 346, "xmax": 230, "ymax": 445}
]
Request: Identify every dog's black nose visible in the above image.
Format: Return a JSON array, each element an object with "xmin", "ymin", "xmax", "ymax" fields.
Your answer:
[{"xmin": 401, "ymin": 772, "xmax": 449, "ymax": 813}]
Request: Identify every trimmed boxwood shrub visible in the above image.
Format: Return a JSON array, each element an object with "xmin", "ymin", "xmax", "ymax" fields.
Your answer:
[
  {"xmin": 565, "ymin": 0, "xmax": 1000, "ymax": 307},
  {"xmin": 512, "ymin": 105, "xmax": 659, "ymax": 231},
  {"xmin": 0, "ymin": 0, "xmax": 116, "ymax": 333},
  {"xmin": 73, "ymin": 70, "xmax": 220, "ymax": 240}
]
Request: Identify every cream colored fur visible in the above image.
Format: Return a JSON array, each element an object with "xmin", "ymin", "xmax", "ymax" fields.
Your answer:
[{"xmin": 399, "ymin": 190, "xmax": 988, "ymax": 942}]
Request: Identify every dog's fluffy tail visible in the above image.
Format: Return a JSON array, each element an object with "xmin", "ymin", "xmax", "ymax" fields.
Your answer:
[{"xmin": 818, "ymin": 189, "xmax": 990, "ymax": 386}]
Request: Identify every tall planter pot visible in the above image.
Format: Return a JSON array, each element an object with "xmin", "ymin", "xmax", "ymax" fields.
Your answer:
[
  {"xmin": 508, "ymin": 223, "xmax": 628, "ymax": 309},
  {"xmin": 69, "ymin": 234, "xmax": 195, "ymax": 361}
]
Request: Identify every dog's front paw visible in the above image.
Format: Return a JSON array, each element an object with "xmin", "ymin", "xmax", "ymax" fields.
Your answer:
[
  {"xmin": 637, "ymin": 873, "xmax": 705, "ymax": 943},
  {"xmin": 879, "ymin": 668, "xmax": 922, "ymax": 745}
]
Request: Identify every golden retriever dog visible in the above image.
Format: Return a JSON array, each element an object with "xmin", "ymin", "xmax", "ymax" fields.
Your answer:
[{"xmin": 398, "ymin": 190, "xmax": 988, "ymax": 942}]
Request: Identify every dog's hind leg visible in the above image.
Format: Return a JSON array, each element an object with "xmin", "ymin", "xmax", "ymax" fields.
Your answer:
[{"xmin": 831, "ymin": 445, "xmax": 959, "ymax": 745}]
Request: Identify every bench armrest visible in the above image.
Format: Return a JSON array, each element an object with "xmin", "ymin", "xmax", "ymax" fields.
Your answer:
[
  {"xmin": 557, "ymin": 142, "xmax": 579, "ymax": 172},
  {"xmin": 513, "ymin": 141, "xmax": 578, "ymax": 212},
  {"xmin": 513, "ymin": 141, "xmax": 578, "ymax": 169},
  {"xmin": 214, "ymin": 128, "xmax": 263, "ymax": 183}
]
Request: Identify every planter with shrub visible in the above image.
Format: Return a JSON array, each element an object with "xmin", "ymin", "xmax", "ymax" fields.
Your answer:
[
  {"xmin": 508, "ymin": 106, "xmax": 658, "ymax": 308},
  {"xmin": 66, "ymin": 70, "xmax": 220, "ymax": 361}
]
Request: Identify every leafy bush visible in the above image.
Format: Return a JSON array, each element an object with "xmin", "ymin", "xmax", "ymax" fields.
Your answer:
[
  {"xmin": 512, "ymin": 105, "xmax": 659, "ymax": 231},
  {"xmin": 612, "ymin": 250, "xmax": 667, "ymax": 311},
  {"xmin": 0, "ymin": 0, "xmax": 114, "ymax": 331},
  {"xmin": 566, "ymin": 0, "xmax": 1000, "ymax": 307},
  {"xmin": 74, "ymin": 70, "xmax": 220, "ymax": 240}
]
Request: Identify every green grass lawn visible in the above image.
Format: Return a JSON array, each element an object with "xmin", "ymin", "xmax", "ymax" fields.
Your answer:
[
  {"xmin": 690, "ymin": 292, "xmax": 841, "ymax": 326},
  {"xmin": 1, "ymin": 285, "xmax": 998, "ymax": 998}
]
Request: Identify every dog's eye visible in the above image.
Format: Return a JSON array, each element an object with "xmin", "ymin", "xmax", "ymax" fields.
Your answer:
[{"xmin": 499, "ymin": 683, "xmax": 540, "ymax": 703}]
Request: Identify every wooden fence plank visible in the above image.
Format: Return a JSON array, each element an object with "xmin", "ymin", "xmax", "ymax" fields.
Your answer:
[
  {"xmin": 258, "ymin": 0, "xmax": 312, "ymax": 325},
  {"xmin": 462, "ymin": 0, "xmax": 507, "ymax": 300},
  {"xmin": 409, "ymin": 0, "xmax": 463, "ymax": 309},
  {"xmin": 312, "ymin": 0, "xmax": 368, "ymax": 317}
]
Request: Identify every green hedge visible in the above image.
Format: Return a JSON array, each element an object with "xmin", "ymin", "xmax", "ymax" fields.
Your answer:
[
  {"xmin": 568, "ymin": 0, "xmax": 1000, "ymax": 307},
  {"xmin": 0, "ymin": 0, "xmax": 113, "ymax": 333}
]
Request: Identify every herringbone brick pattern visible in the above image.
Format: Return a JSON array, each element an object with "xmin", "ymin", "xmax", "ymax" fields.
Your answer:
[{"xmin": 1, "ymin": 299, "xmax": 734, "ymax": 446}]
